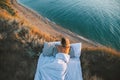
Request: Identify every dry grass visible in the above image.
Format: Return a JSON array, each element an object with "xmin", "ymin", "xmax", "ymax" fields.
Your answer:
[
  {"xmin": 0, "ymin": 14, "xmax": 58, "ymax": 55},
  {"xmin": 82, "ymin": 47, "xmax": 120, "ymax": 56},
  {"xmin": 81, "ymin": 47, "xmax": 120, "ymax": 80},
  {"xmin": 0, "ymin": 0, "xmax": 15, "ymax": 15},
  {"xmin": 0, "ymin": 13, "xmax": 57, "ymax": 80}
]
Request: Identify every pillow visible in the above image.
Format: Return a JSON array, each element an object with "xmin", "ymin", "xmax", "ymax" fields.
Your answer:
[
  {"xmin": 70, "ymin": 43, "xmax": 82, "ymax": 58},
  {"xmin": 42, "ymin": 42, "xmax": 60, "ymax": 56},
  {"xmin": 42, "ymin": 41, "xmax": 82, "ymax": 58}
]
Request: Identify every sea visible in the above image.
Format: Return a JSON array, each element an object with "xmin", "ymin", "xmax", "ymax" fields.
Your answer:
[{"xmin": 18, "ymin": 0, "xmax": 120, "ymax": 51}]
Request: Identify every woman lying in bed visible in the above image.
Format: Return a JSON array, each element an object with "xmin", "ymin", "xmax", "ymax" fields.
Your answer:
[{"xmin": 34, "ymin": 37, "xmax": 71, "ymax": 80}]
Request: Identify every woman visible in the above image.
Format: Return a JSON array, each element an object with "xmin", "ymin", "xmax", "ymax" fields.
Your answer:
[{"xmin": 34, "ymin": 38, "xmax": 70, "ymax": 80}]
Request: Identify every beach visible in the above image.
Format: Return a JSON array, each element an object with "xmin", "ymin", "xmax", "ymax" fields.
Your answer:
[{"xmin": 11, "ymin": 0, "xmax": 101, "ymax": 48}]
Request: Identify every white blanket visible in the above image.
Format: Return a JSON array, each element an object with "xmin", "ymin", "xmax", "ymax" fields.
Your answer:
[{"xmin": 34, "ymin": 43, "xmax": 83, "ymax": 80}]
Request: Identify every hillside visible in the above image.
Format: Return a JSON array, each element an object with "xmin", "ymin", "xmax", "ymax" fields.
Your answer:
[{"xmin": 0, "ymin": 0, "xmax": 120, "ymax": 80}]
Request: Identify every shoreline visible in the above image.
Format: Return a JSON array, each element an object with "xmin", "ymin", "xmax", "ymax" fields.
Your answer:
[{"xmin": 11, "ymin": 0, "xmax": 102, "ymax": 48}]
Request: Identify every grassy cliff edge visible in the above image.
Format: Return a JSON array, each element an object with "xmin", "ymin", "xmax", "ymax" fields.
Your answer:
[{"xmin": 0, "ymin": 0, "xmax": 120, "ymax": 80}]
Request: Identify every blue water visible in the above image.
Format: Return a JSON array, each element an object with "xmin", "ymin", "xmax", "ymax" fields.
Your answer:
[{"xmin": 18, "ymin": 0, "xmax": 120, "ymax": 50}]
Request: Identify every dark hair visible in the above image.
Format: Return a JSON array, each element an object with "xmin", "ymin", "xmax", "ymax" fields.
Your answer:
[{"xmin": 61, "ymin": 37, "xmax": 67, "ymax": 47}]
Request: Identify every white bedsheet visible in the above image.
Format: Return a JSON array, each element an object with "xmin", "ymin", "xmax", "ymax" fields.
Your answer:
[
  {"xmin": 65, "ymin": 58, "xmax": 83, "ymax": 80},
  {"xmin": 34, "ymin": 43, "xmax": 83, "ymax": 80}
]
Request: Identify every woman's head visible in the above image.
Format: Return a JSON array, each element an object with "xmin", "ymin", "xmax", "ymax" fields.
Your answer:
[
  {"xmin": 56, "ymin": 37, "xmax": 70, "ymax": 54},
  {"xmin": 61, "ymin": 37, "xmax": 70, "ymax": 48}
]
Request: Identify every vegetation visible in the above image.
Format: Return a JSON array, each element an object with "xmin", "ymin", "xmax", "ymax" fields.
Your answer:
[
  {"xmin": 0, "ymin": 0, "xmax": 15, "ymax": 15},
  {"xmin": 81, "ymin": 47, "xmax": 120, "ymax": 80},
  {"xmin": 0, "ymin": 15, "xmax": 57, "ymax": 80},
  {"xmin": 0, "ymin": 0, "xmax": 120, "ymax": 80}
]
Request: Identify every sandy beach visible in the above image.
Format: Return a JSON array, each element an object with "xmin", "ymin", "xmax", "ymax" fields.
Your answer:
[{"xmin": 11, "ymin": 0, "xmax": 102, "ymax": 48}]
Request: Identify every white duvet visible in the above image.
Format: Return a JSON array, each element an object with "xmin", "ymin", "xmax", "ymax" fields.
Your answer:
[{"xmin": 34, "ymin": 42, "xmax": 83, "ymax": 80}]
